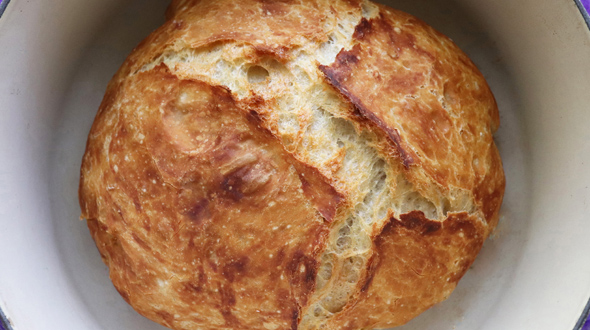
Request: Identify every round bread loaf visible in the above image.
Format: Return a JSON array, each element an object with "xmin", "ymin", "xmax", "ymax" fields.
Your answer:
[{"xmin": 79, "ymin": 0, "xmax": 505, "ymax": 329}]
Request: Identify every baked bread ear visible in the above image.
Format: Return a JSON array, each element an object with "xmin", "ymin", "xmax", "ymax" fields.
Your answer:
[{"xmin": 79, "ymin": 0, "xmax": 505, "ymax": 329}]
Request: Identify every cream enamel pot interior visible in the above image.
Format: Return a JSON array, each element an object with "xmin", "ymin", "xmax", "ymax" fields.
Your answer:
[{"xmin": 1, "ymin": 0, "xmax": 590, "ymax": 329}]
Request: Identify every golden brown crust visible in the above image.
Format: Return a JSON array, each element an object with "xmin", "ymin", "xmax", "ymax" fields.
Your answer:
[
  {"xmin": 79, "ymin": 1, "xmax": 505, "ymax": 329},
  {"xmin": 81, "ymin": 67, "xmax": 342, "ymax": 330}
]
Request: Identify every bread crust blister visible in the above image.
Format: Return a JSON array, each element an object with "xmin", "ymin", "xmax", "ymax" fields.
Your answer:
[{"xmin": 79, "ymin": 1, "xmax": 505, "ymax": 329}]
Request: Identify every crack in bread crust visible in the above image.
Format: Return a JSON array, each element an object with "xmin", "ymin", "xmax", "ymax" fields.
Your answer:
[{"xmin": 79, "ymin": 0, "xmax": 504, "ymax": 329}]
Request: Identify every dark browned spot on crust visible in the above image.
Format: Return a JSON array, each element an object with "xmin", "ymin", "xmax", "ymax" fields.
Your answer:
[
  {"xmin": 222, "ymin": 256, "xmax": 250, "ymax": 282},
  {"xmin": 360, "ymin": 254, "xmax": 378, "ymax": 292},
  {"xmin": 399, "ymin": 211, "xmax": 442, "ymax": 235},
  {"xmin": 156, "ymin": 310, "xmax": 174, "ymax": 325},
  {"xmin": 221, "ymin": 309, "xmax": 241, "ymax": 327},
  {"xmin": 184, "ymin": 198, "xmax": 210, "ymax": 222},
  {"xmin": 219, "ymin": 284, "xmax": 236, "ymax": 306},
  {"xmin": 247, "ymin": 109, "xmax": 263, "ymax": 125},
  {"xmin": 273, "ymin": 247, "xmax": 287, "ymax": 267},
  {"xmin": 208, "ymin": 258, "xmax": 218, "ymax": 272},
  {"xmin": 132, "ymin": 197, "xmax": 142, "ymax": 211},
  {"xmin": 352, "ymin": 17, "xmax": 372, "ymax": 39},
  {"xmin": 354, "ymin": 102, "xmax": 414, "ymax": 167},
  {"xmin": 334, "ymin": 49, "xmax": 361, "ymax": 66},
  {"xmin": 444, "ymin": 213, "xmax": 481, "ymax": 239},
  {"xmin": 219, "ymin": 284, "xmax": 241, "ymax": 326},
  {"xmin": 287, "ymin": 250, "xmax": 318, "ymax": 295},
  {"xmin": 184, "ymin": 280, "xmax": 203, "ymax": 294},
  {"xmin": 296, "ymin": 168, "xmax": 343, "ymax": 222},
  {"xmin": 183, "ymin": 265, "xmax": 207, "ymax": 293},
  {"xmin": 290, "ymin": 307, "xmax": 300, "ymax": 330}
]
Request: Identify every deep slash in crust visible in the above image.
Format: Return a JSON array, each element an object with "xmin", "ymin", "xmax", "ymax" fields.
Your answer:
[
  {"xmin": 319, "ymin": 17, "xmax": 415, "ymax": 168},
  {"xmin": 319, "ymin": 56, "xmax": 415, "ymax": 168}
]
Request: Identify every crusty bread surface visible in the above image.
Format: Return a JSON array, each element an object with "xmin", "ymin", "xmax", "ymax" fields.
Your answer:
[{"xmin": 79, "ymin": 1, "xmax": 505, "ymax": 329}]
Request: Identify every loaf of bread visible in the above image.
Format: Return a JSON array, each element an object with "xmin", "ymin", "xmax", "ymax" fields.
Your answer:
[{"xmin": 79, "ymin": 0, "xmax": 505, "ymax": 329}]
